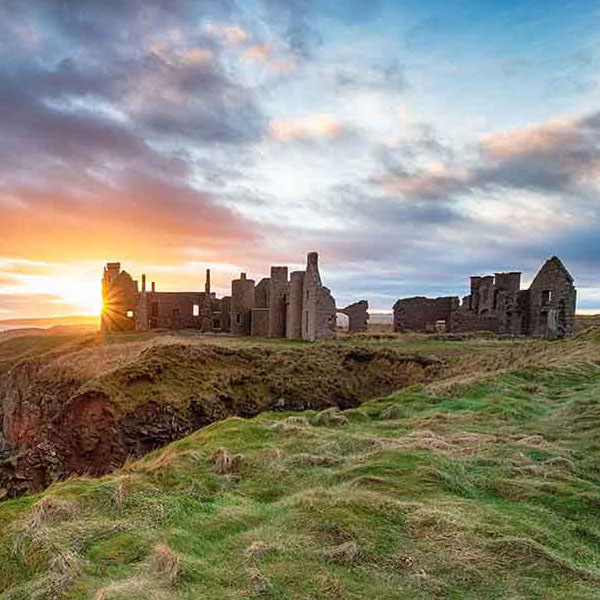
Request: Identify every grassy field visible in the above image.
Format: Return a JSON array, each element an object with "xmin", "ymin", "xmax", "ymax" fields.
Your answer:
[{"xmin": 1, "ymin": 329, "xmax": 600, "ymax": 598}]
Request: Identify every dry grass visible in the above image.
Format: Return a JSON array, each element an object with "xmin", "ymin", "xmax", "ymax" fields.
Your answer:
[
  {"xmin": 149, "ymin": 542, "xmax": 180, "ymax": 588},
  {"xmin": 244, "ymin": 541, "xmax": 272, "ymax": 562},
  {"xmin": 16, "ymin": 496, "xmax": 78, "ymax": 548},
  {"xmin": 212, "ymin": 448, "xmax": 243, "ymax": 475},
  {"xmin": 487, "ymin": 537, "xmax": 600, "ymax": 580},
  {"xmin": 311, "ymin": 407, "xmax": 350, "ymax": 427},
  {"xmin": 322, "ymin": 540, "xmax": 362, "ymax": 564},
  {"xmin": 247, "ymin": 567, "xmax": 271, "ymax": 594}
]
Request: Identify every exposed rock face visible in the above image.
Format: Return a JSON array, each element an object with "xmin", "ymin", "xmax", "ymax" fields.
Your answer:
[{"xmin": 0, "ymin": 341, "xmax": 441, "ymax": 498}]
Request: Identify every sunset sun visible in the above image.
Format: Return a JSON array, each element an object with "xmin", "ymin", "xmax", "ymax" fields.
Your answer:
[{"xmin": 55, "ymin": 277, "xmax": 103, "ymax": 315}]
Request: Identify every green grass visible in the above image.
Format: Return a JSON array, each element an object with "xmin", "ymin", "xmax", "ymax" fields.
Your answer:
[{"xmin": 2, "ymin": 359, "xmax": 600, "ymax": 599}]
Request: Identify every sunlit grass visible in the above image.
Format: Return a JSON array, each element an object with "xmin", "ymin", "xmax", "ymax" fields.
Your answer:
[{"xmin": 2, "ymin": 356, "xmax": 600, "ymax": 598}]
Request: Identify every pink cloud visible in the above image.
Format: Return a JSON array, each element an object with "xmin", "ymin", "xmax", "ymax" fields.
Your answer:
[
  {"xmin": 204, "ymin": 23, "xmax": 250, "ymax": 45},
  {"xmin": 479, "ymin": 119, "xmax": 579, "ymax": 161},
  {"xmin": 269, "ymin": 114, "xmax": 346, "ymax": 141}
]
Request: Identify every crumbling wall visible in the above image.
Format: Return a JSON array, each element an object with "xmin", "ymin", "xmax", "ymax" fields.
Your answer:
[
  {"xmin": 448, "ymin": 313, "xmax": 500, "ymax": 333},
  {"xmin": 101, "ymin": 263, "xmax": 138, "ymax": 332},
  {"xmin": 301, "ymin": 252, "xmax": 336, "ymax": 340},
  {"xmin": 254, "ymin": 278, "xmax": 270, "ymax": 309},
  {"xmin": 315, "ymin": 287, "xmax": 336, "ymax": 339},
  {"xmin": 286, "ymin": 271, "xmax": 304, "ymax": 339},
  {"xmin": 143, "ymin": 292, "xmax": 206, "ymax": 330},
  {"xmin": 201, "ymin": 269, "xmax": 213, "ymax": 333},
  {"xmin": 231, "ymin": 273, "xmax": 255, "ymax": 335},
  {"xmin": 101, "ymin": 252, "xmax": 339, "ymax": 341},
  {"xmin": 339, "ymin": 300, "xmax": 369, "ymax": 332},
  {"xmin": 393, "ymin": 296, "xmax": 459, "ymax": 332},
  {"xmin": 220, "ymin": 296, "xmax": 231, "ymax": 332},
  {"xmin": 395, "ymin": 257, "xmax": 576, "ymax": 339},
  {"xmin": 527, "ymin": 256, "xmax": 576, "ymax": 338},
  {"xmin": 268, "ymin": 267, "xmax": 288, "ymax": 338},
  {"xmin": 251, "ymin": 308, "xmax": 269, "ymax": 336}
]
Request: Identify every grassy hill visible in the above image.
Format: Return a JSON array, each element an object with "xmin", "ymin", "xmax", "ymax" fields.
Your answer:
[{"xmin": 1, "ymin": 330, "xmax": 600, "ymax": 598}]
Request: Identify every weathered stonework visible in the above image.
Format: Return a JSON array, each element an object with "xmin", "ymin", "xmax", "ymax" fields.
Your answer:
[
  {"xmin": 201, "ymin": 269, "xmax": 214, "ymax": 333},
  {"xmin": 232, "ymin": 252, "xmax": 337, "ymax": 341},
  {"xmin": 102, "ymin": 264, "xmax": 221, "ymax": 333},
  {"xmin": 101, "ymin": 263, "xmax": 137, "ymax": 332},
  {"xmin": 101, "ymin": 252, "xmax": 362, "ymax": 341},
  {"xmin": 392, "ymin": 256, "xmax": 576, "ymax": 338},
  {"xmin": 338, "ymin": 300, "xmax": 370, "ymax": 332},
  {"xmin": 268, "ymin": 266, "xmax": 289, "ymax": 338},
  {"xmin": 230, "ymin": 273, "xmax": 255, "ymax": 336},
  {"xmin": 393, "ymin": 296, "xmax": 459, "ymax": 332}
]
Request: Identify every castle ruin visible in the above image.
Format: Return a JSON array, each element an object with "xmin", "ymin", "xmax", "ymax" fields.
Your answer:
[
  {"xmin": 393, "ymin": 256, "xmax": 576, "ymax": 338},
  {"xmin": 101, "ymin": 252, "xmax": 369, "ymax": 340}
]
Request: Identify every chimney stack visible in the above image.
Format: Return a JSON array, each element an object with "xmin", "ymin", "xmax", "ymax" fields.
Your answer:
[
  {"xmin": 205, "ymin": 268, "xmax": 211, "ymax": 295},
  {"xmin": 151, "ymin": 281, "xmax": 156, "ymax": 293},
  {"xmin": 142, "ymin": 274, "xmax": 146, "ymax": 293}
]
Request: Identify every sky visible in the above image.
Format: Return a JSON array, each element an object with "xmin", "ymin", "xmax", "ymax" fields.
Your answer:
[{"xmin": 1, "ymin": 0, "xmax": 599, "ymax": 318}]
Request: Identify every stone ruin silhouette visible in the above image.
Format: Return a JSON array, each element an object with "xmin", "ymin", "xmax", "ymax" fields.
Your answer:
[
  {"xmin": 393, "ymin": 256, "xmax": 577, "ymax": 338},
  {"xmin": 101, "ymin": 253, "xmax": 576, "ymax": 340},
  {"xmin": 101, "ymin": 252, "xmax": 369, "ymax": 340}
]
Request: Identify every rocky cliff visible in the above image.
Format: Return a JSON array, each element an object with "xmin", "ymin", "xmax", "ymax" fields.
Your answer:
[{"xmin": 0, "ymin": 334, "xmax": 440, "ymax": 498}]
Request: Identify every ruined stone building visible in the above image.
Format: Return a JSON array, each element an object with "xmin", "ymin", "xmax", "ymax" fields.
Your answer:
[
  {"xmin": 101, "ymin": 252, "xmax": 369, "ymax": 340},
  {"xmin": 393, "ymin": 256, "xmax": 576, "ymax": 338},
  {"xmin": 101, "ymin": 263, "xmax": 222, "ymax": 333}
]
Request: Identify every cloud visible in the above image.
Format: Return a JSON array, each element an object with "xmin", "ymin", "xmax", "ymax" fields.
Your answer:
[
  {"xmin": 472, "ymin": 114, "xmax": 600, "ymax": 192},
  {"xmin": 0, "ymin": 0, "xmax": 599, "ymax": 317},
  {"xmin": 204, "ymin": 23, "xmax": 250, "ymax": 44},
  {"xmin": 0, "ymin": 0, "xmax": 274, "ymax": 275},
  {"xmin": 374, "ymin": 110, "xmax": 600, "ymax": 203},
  {"xmin": 0, "ymin": 293, "xmax": 82, "ymax": 319},
  {"xmin": 242, "ymin": 44, "xmax": 271, "ymax": 61},
  {"xmin": 269, "ymin": 114, "xmax": 350, "ymax": 141},
  {"xmin": 0, "ymin": 275, "xmax": 18, "ymax": 287},
  {"xmin": 335, "ymin": 57, "xmax": 407, "ymax": 92},
  {"xmin": 0, "ymin": 169, "xmax": 258, "ymax": 263}
]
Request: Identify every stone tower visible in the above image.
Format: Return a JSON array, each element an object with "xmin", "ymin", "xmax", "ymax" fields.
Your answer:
[
  {"xmin": 231, "ymin": 273, "xmax": 255, "ymax": 335},
  {"xmin": 100, "ymin": 262, "xmax": 138, "ymax": 332},
  {"xmin": 201, "ymin": 269, "xmax": 214, "ymax": 333}
]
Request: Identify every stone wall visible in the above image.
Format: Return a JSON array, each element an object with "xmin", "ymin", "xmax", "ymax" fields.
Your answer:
[
  {"xmin": 301, "ymin": 252, "xmax": 337, "ymax": 340},
  {"xmin": 394, "ymin": 256, "xmax": 576, "ymax": 339},
  {"xmin": 527, "ymin": 257, "xmax": 576, "ymax": 338},
  {"xmin": 286, "ymin": 271, "xmax": 304, "ymax": 339},
  {"xmin": 251, "ymin": 308, "xmax": 269, "ymax": 336},
  {"xmin": 315, "ymin": 286, "xmax": 336, "ymax": 339},
  {"xmin": 393, "ymin": 296, "xmax": 459, "ymax": 332},
  {"xmin": 268, "ymin": 267, "xmax": 288, "ymax": 338},
  {"xmin": 101, "ymin": 252, "xmax": 346, "ymax": 341},
  {"xmin": 101, "ymin": 263, "xmax": 138, "ymax": 332},
  {"xmin": 254, "ymin": 278, "xmax": 270, "ymax": 309},
  {"xmin": 231, "ymin": 273, "xmax": 255, "ymax": 335},
  {"xmin": 339, "ymin": 300, "xmax": 369, "ymax": 332},
  {"xmin": 142, "ymin": 292, "xmax": 206, "ymax": 330},
  {"xmin": 220, "ymin": 296, "xmax": 231, "ymax": 333},
  {"xmin": 448, "ymin": 313, "xmax": 500, "ymax": 333}
]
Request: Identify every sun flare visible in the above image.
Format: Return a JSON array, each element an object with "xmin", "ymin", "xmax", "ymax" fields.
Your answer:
[{"xmin": 54, "ymin": 277, "xmax": 103, "ymax": 315}]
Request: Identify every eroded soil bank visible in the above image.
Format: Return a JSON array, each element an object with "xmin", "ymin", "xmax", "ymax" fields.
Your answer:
[{"xmin": 0, "ymin": 336, "xmax": 441, "ymax": 497}]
